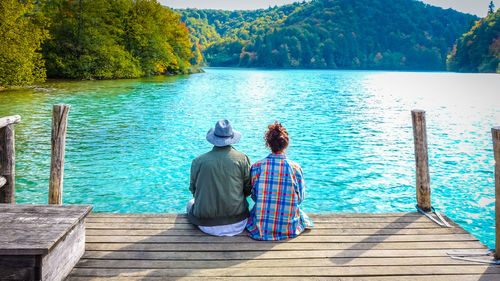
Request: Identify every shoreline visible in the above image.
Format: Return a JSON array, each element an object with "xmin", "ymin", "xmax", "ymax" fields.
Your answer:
[{"xmin": 0, "ymin": 67, "xmax": 205, "ymax": 91}]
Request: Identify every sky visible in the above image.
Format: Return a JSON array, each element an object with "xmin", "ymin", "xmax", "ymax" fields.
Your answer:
[{"xmin": 159, "ymin": 0, "xmax": 498, "ymax": 17}]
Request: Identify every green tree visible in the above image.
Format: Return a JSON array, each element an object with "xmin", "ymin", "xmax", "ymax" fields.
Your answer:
[
  {"xmin": 489, "ymin": 1, "xmax": 495, "ymax": 15},
  {"xmin": 41, "ymin": 0, "xmax": 193, "ymax": 79},
  {"xmin": 0, "ymin": 0, "xmax": 49, "ymax": 87},
  {"xmin": 42, "ymin": 0, "xmax": 145, "ymax": 79}
]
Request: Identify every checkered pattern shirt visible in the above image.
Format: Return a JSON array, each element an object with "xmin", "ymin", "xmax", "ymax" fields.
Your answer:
[{"xmin": 246, "ymin": 154, "xmax": 313, "ymax": 240}]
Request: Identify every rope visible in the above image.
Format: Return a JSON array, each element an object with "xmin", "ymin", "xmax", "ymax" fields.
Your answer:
[
  {"xmin": 447, "ymin": 249, "xmax": 500, "ymax": 265},
  {"xmin": 418, "ymin": 207, "xmax": 500, "ymax": 265},
  {"xmin": 415, "ymin": 205, "xmax": 452, "ymax": 228}
]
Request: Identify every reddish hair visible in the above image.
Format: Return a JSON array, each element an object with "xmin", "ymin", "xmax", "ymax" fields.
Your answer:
[{"xmin": 265, "ymin": 121, "xmax": 289, "ymax": 153}]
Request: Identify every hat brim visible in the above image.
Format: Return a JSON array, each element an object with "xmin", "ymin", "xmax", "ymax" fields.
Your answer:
[{"xmin": 206, "ymin": 128, "xmax": 241, "ymax": 146}]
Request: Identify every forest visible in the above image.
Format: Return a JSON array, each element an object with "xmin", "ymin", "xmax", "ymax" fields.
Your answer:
[
  {"xmin": 1, "ymin": 0, "xmax": 491, "ymax": 88},
  {"xmin": 447, "ymin": 6, "xmax": 500, "ymax": 73},
  {"xmin": 0, "ymin": 0, "xmax": 194, "ymax": 87},
  {"xmin": 178, "ymin": 0, "xmax": 478, "ymax": 70}
]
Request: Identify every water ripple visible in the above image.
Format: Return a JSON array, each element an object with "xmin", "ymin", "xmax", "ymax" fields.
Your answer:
[{"xmin": 0, "ymin": 69, "xmax": 499, "ymax": 248}]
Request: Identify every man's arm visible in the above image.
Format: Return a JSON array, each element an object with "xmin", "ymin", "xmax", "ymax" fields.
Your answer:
[
  {"xmin": 242, "ymin": 155, "xmax": 252, "ymax": 197},
  {"xmin": 189, "ymin": 159, "xmax": 198, "ymax": 196}
]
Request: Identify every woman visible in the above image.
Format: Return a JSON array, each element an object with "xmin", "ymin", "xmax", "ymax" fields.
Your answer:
[{"xmin": 246, "ymin": 121, "xmax": 313, "ymax": 240}]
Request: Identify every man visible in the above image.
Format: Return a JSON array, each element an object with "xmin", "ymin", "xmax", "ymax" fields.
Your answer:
[{"xmin": 187, "ymin": 119, "xmax": 251, "ymax": 236}]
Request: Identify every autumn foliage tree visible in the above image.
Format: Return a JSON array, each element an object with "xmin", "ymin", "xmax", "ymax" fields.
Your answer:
[{"xmin": 447, "ymin": 9, "xmax": 500, "ymax": 73}]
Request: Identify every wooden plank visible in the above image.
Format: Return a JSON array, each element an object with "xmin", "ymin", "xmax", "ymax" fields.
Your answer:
[
  {"xmin": 0, "ymin": 204, "xmax": 92, "ymax": 223},
  {"xmin": 0, "ymin": 204, "xmax": 93, "ymax": 223},
  {"xmin": 0, "ymin": 123, "xmax": 15, "ymax": 203},
  {"xmin": 84, "ymin": 234, "xmax": 478, "ymax": 244},
  {"xmin": 0, "ymin": 225, "xmax": 82, "ymax": 237},
  {"xmin": 82, "ymin": 248, "xmax": 489, "ymax": 260},
  {"xmin": 67, "ymin": 265, "xmax": 500, "ymax": 277},
  {"xmin": 84, "ymin": 241, "xmax": 485, "ymax": 251},
  {"xmin": 84, "ymin": 216, "xmax": 436, "ymax": 224},
  {"xmin": 0, "ymin": 246, "xmax": 50, "ymax": 256},
  {"xmin": 0, "ymin": 210, "xmax": 92, "ymax": 218},
  {"xmin": 0, "ymin": 223, "xmax": 73, "ymax": 231},
  {"xmin": 84, "ymin": 227, "xmax": 468, "ymax": 237},
  {"xmin": 87, "ymin": 227, "xmax": 468, "ymax": 236},
  {"xmin": 85, "ymin": 222, "xmax": 439, "ymax": 230},
  {"xmin": 64, "ymin": 275, "xmax": 500, "ymax": 281},
  {"xmin": 41, "ymin": 219, "xmax": 86, "ymax": 281},
  {"xmin": 0, "ymin": 203, "xmax": 94, "ymax": 212},
  {"xmin": 49, "ymin": 104, "xmax": 71, "ymax": 204},
  {"xmin": 88, "ymin": 212, "xmax": 424, "ymax": 218},
  {"xmin": 73, "ymin": 256, "xmax": 489, "ymax": 268},
  {"xmin": 0, "ymin": 115, "xmax": 21, "ymax": 128},
  {"xmin": 0, "ymin": 216, "xmax": 84, "ymax": 224}
]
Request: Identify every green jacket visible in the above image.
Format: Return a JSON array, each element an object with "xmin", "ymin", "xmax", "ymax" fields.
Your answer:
[{"xmin": 188, "ymin": 146, "xmax": 251, "ymax": 226}]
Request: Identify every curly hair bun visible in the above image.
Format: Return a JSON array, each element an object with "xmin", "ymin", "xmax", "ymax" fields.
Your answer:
[{"xmin": 265, "ymin": 121, "xmax": 289, "ymax": 153}]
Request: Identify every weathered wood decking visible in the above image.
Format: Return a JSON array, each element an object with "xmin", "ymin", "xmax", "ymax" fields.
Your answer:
[{"xmin": 67, "ymin": 212, "xmax": 500, "ymax": 281}]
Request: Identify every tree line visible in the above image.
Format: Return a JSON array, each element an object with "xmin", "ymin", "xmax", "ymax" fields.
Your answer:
[
  {"xmin": 447, "ymin": 2, "xmax": 500, "ymax": 73},
  {"xmin": 179, "ymin": 0, "xmax": 477, "ymax": 70},
  {"xmin": 0, "ymin": 0, "xmax": 194, "ymax": 87}
]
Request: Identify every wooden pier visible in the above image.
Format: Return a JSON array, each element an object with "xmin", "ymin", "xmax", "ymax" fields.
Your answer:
[
  {"xmin": 64, "ymin": 212, "xmax": 500, "ymax": 281},
  {"xmin": 1, "ymin": 110, "xmax": 500, "ymax": 280}
]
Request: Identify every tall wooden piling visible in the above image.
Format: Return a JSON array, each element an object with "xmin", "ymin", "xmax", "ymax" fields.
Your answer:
[
  {"xmin": 0, "ymin": 115, "xmax": 20, "ymax": 204},
  {"xmin": 492, "ymin": 126, "xmax": 500, "ymax": 259},
  {"xmin": 411, "ymin": 109, "xmax": 431, "ymax": 212},
  {"xmin": 49, "ymin": 104, "xmax": 71, "ymax": 205}
]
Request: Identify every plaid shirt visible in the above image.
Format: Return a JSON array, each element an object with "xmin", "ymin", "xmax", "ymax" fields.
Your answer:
[{"xmin": 246, "ymin": 154, "xmax": 313, "ymax": 240}]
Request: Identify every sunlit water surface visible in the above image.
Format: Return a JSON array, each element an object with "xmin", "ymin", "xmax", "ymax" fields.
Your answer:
[{"xmin": 1, "ymin": 68, "xmax": 499, "ymax": 247}]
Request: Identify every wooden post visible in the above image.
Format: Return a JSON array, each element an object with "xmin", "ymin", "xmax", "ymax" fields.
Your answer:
[
  {"xmin": 411, "ymin": 109, "xmax": 431, "ymax": 212},
  {"xmin": 492, "ymin": 126, "xmax": 500, "ymax": 259},
  {"xmin": 0, "ymin": 119, "xmax": 18, "ymax": 203},
  {"xmin": 49, "ymin": 104, "xmax": 70, "ymax": 205}
]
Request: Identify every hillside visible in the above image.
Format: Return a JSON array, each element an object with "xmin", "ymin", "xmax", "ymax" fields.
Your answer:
[
  {"xmin": 178, "ymin": 0, "xmax": 477, "ymax": 70},
  {"xmin": 447, "ymin": 9, "xmax": 500, "ymax": 73}
]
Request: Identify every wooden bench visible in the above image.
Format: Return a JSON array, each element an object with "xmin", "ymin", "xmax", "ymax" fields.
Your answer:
[{"xmin": 0, "ymin": 204, "xmax": 92, "ymax": 281}]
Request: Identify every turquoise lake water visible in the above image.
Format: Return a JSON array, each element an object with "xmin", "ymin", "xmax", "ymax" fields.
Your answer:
[{"xmin": 0, "ymin": 68, "xmax": 499, "ymax": 247}]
